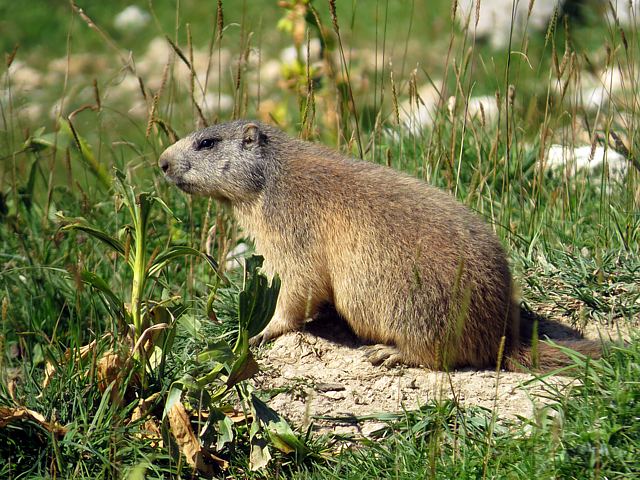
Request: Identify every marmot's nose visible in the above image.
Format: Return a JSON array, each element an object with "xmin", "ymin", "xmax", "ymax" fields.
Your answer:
[{"xmin": 158, "ymin": 151, "xmax": 171, "ymax": 174}]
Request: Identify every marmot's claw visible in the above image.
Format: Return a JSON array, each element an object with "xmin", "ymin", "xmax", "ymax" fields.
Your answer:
[
  {"xmin": 249, "ymin": 333, "xmax": 265, "ymax": 347},
  {"xmin": 362, "ymin": 344, "xmax": 403, "ymax": 367},
  {"xmin": 250, "ymin": 328, "xmax": 277, "ymax": 347}
]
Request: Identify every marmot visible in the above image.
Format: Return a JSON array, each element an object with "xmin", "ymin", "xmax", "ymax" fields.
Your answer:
[{"xmin": 159, "ymin": 120, "xmax": 599, "ymax": 371}]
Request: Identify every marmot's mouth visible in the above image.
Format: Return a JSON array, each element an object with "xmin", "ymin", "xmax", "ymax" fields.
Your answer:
[{"xmin": 174, "ymin": 180, "xmax": 196, "ymax": 193}]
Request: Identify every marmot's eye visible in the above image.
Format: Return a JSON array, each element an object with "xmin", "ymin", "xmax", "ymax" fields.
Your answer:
[{"xmin": 196, "ymin": 138, "xmax": 218, "ymax": 150}]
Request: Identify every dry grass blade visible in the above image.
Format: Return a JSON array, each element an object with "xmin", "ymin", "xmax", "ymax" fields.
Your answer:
[
  {"xmin": 5, "ymin": 44, "xmax": 19, "ymax": 68},
  {"xmin": 165, "ymin": 36, "xmax": 192, "ymax": 72}
]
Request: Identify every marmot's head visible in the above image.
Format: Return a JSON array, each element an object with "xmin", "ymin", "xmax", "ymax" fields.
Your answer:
[{"xmin": 159, "ymin": 120, "xmax": 274, "ymax": 202}]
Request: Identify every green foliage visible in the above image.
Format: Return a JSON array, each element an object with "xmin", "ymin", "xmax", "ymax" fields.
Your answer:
[{"xmin": 58, "ymin": 169, "xmax": 212, "ymax": 340}]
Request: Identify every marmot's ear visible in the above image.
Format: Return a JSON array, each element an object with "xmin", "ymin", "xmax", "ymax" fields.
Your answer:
[{"xmin": 242, "ymin": 123, "xmax": 262, "ymax": 148}]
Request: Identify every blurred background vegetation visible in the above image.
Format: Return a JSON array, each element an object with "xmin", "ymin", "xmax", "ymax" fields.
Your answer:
[{"xmin": 0, "ymin": 0, "xmax": 638, "ymax": 478}]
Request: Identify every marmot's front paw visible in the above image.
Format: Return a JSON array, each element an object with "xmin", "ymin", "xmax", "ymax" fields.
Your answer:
[
  {"xmin": 249, "ymin": 332, "xmax": 266, "ymax": 347},
  {"xmin": 249, "ymin": 326, "xmax": 280, "ymax": 347}
]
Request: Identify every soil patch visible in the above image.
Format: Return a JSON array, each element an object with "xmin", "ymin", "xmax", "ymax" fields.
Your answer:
[{"xmin": 253, "ymin": 313, "xmax": 631, "ymax": 436}]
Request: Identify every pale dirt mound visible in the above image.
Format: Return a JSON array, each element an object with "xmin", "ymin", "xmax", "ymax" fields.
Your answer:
[{"xmin": 252, "ymin": 316, "xmax": 632, "ymax": 437}]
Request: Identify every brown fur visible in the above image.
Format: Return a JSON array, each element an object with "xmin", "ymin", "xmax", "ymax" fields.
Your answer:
[{"xmin": 159, "ymin": 120, "xmax": 601, "ymax": 371}]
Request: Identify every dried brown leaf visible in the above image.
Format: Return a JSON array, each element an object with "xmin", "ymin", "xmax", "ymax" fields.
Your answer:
[
  {"xmin": 0, "ymin": 407, "xmax": 67, "ymax": 436},
  {"xmin": 96, "ymin": 349, "xmax": 128, "ymax": 393},
  {"xmin": 227, "ymin": 409, "xmax": 252, "ymax": 424},
  {"xmin": 42, "ymin": 360, "xmax": 57, "ymax": 390},
  {"xmin": 168, "ymin": 401, "xmax": 228, "ymax": 474},
  {"xmin": 130, "ymin": 392, "xmax": 162, "ymax": 446},
  {"xmin": 41, "ymin": 334, "xmax": 114, "ymax": 390}
]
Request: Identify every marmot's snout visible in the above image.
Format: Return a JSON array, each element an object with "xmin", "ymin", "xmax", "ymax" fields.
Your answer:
[
  {"xmin": 159, "ymin": 140, "xmax": 196, "ymax": 192},
  {"xmin": 159, "ymin": 156, "xmax": 170, "ymax": 174},
  {"xmin": 158, "ymin": 141, "xmax": 181, "ymax": 177}
]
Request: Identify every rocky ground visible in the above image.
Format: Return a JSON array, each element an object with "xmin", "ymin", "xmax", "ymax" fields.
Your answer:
[{"xmin": 252, "ymin": 313, "xmax": 632, "ymax": 437}]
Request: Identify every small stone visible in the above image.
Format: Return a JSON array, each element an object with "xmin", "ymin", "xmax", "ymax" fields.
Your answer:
[
  {"xmin": 315, "ymin": 382, "xmax": 346, "ymax": 392},
  {"xmin": 362, "ymin": 422, "xmax": 387, "ymax": 438},
  {"xmin": 114, "ymin": 6, "xmax": 150, "ymax": 32},
  {"xmin": 322, "ymin": 391, "xmax": 346, "ymax": 400}
]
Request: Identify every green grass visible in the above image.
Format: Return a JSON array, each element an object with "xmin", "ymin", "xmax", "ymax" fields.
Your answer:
[{"xmin": 1, "ymin": 0, "xmax": 639, "ymax": 478}]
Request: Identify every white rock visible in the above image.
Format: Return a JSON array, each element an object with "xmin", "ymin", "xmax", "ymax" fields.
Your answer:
[
  {"xmin": 108, "ymin": 73, "xmax": 141, "ymax": 100},
  {"xmin": 545, "ymin": 144, "xmax": 628, "ymax": 181},
  {"xmin": 362, "ymin": 422, "xmax": 387, "ymax": 438},
  {"xmin": 136, "ymin": 37, "xmax": 173, "ymax": 80},
  {"xmin": 466, "ymin": 95, "xmax": 500, "ymax": 125},
  {"xmin": 280, "ymin": 38, "xmax": 322, "ymax": 65},
  {"xmin": 196, "ymin": 91, "xmax": 234, "ymax": 115},
  {"xmin": 127, "ymin": 99, "xmax": 149, "ymax": 119},
  {"xmin": 457, "ymin": 0, "xmax": 563, "ymax": 49},
  {"xmin": 17, "ymin": 103, "xmax": 43, "ymax": 123},
  {"xmin": 551, "ymin": 67, "xmax": 626, "ymax": 111},
  {"xmin": 608, "ymin": 0, "xmax": 639, "ymax": 27},
  {"xmin": 137, "ymin": 37, "xmax": 231, "ymax": 93},
  {"xmin": 225, "ymin": 243, "xmax": 250, "ymax": 271},
  {"xmin": 579, "ymin": 67, "xmax": 624, "ymax": 111},
  {"xmin": 260, "ymin": 59, "xmax": 282, "ymax": 85},
  {"xmin": 398, "ymin": 87, "xmax": 499, "ymax": 133},
  {"xmin": 4, "ymin": 61, "xmax": 42, "ymax": 92},
  {"xmin": 398, "ymin": 83, "xmax": 442, "ymax": 133},
  {"xmin": 114, "ymin": 6, "xmax": 151, "ymax": 32}
]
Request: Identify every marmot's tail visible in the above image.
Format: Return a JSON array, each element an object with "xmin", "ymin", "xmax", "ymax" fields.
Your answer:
[{"xmin": 505, "ymin": 339, "xmax": 604, "ymax": 372}]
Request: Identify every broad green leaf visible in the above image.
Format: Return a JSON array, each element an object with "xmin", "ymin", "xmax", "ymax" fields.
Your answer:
[
  {"xmin": 125, "ymin": 462, "xmax": 149, "ymax": 480},
  {"xmin": 226, "ymin": 350, "xmax": 259, "ymax": 387},
  {"xmin": 148, "ymin": 246, "xmax": 217, "ymax": 277},
  {"xmin": 162, "ymin": 382, "xmax": 184, "ymax": 420},
  {"xmin": 177, "ymin": 315, "xmax": 202, "ymax": 339},
  {"xmin": 80, "ymin": 270, "xmax": 125, "ymax": 320},
  {"xmin": 60, "ymin": 217, "xmax": 126, "ymax": 257},
  {"xmin": 216, "ymin": 414, "xmax": 234, "ymax": 451},
  {"xmin": 148, "ymin": 345, "xmax": 164, "ymax": 372},
  {"xmin": 137, "ymin": 192, "xmax": 155, "ymax": 233},
  {"xmin": 251, "ymin": 394, "xmax": 308, "ymax": 457},
  {"xmin": 114, "ymin": 169, "xmax": 139, "ymax": 225},
  {"xmin": 208, "ymin": 384, "xmax": 231, "ymax": 404},
  {"xmin": 238, "ymin": 256, "xmax": 280, "ymax": 339},
  {"xmin": 23, "ymin": 127, "xmax": 63, "ymax": 152},
  {"xmin": 196, "ymin": 362, "xmax": 227, "ymax": 387},
  {"xmin": 196, "ymin": 340, "xmax": 234, "ymax": 364},
  {"xmin": 249, "ymin": 437, "xmax": 272, "ymax": 471},
  {"xmin": 151, "ymin": 195, "xmax": 180, "ymax": 222}
]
